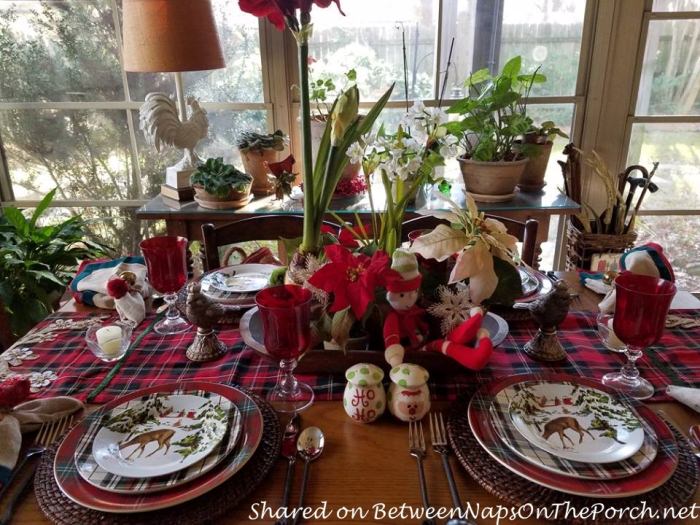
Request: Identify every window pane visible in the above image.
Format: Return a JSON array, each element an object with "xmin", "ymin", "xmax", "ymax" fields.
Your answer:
[
  {"xmin": 135, "ymin": 109, "xmax": 268, "ymax": 197},
  {"xmin": 636, "ymin": 215, "xmax": 700, "ymax": 292},
  {"xmin": 0, "ymin": 1, "xmax": 123, "ymax": 102},
  {"xmin": 652, "ymin": 0, "xmax": 700, "ymax": 11},
  {"xmin": 441, "ymin": 0, "xmax": 585, "ymax": 98},
  {"xmin": 127, "ymin": 73, "xmax": 175, "ymax": 104},
  {"xmin": 636, "ymin": 20, "xmax": 700, "ymax": 115},
  {"xmin": 183, "ymin": 0, "xmax": 263, "ymax": 103},
  {"xmin": 42, "ymin": 207, "xmax": 165, "ymax": 257},
  {"xmin": 308, "ymin": 0, "xmax": 437, "ymax": 102},
  {"xmin": 0, "ymin": 110, "xmax": 134, "ymax": 201},
  {"xmin": 627, "ymin": 123, "xmax": 700, "ymax": 210}
]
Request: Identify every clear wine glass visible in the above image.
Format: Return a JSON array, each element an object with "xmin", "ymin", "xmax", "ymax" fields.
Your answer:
[{"xmin": 602, "ymin": 272, "xmax": 676, "ymax": 400}]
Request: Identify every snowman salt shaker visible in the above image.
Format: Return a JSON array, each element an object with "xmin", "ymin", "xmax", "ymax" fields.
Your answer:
[
  {"xmin": 343, "ymin": 363, "xmax": 386, "ymax": 423},
  {"xmin": 388, "ymin": 363, "xmax": 430, "ymax": 422}
]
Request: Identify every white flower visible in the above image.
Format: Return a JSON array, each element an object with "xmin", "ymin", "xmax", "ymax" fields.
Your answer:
[
  {"xmin": 439, "ymin": 135, "xmax": 460, "ymax": 158},
  {"xmin": 346, "ymin": 141, "xmax": 365, "ymax": 164},
  {"xmin": 426, "ymin": 106, "xmax": 448, "ymax": 127}
]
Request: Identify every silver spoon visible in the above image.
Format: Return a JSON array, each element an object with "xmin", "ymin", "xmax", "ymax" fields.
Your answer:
[{"xmin": 291, "ymin": 427, "xmax": 325, "ymax": 525}]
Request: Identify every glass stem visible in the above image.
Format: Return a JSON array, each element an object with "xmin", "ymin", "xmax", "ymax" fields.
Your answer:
[
  {"xmin": 278, "ymin": 358, "xmax": 299, "ymax": 397},
  {"xmin": 164, "ymin": 293, "xmax": 179, "ymax": 320},
  {"xmin": 622, "ymin": 346, "xmax": 643, "ymax": 382}
]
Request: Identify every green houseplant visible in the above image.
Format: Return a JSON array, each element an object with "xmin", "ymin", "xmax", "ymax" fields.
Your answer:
[
  {"xmin": 517, "ymin": 121, "xmax": 569, "ymax": 192},
  {"xmin": 191, "ymin": 157, "xmax": 252, "ymax": 209},
  {"xmin": 237, "ymin": 130, "xmax": 286, "ymax": 196},
  {"xmin": 447, "ymin": 56, "xmax": 544, "ymax": 202},
  {"xmin": 0, "ymin": 188, "xmax": 110, "ymax": 342}
]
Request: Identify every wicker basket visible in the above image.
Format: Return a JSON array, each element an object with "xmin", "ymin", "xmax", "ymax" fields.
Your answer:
[{"xmin": 566, "ymin": 218, "xmax": 637, "ymax": 270}]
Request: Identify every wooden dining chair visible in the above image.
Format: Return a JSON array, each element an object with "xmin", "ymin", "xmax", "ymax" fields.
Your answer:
[
  {"xmin": 401, "ymin": 214, "xmax": 539, "ymax": 267},
  {"xmin": 201, "ymin": 215, "xmax": 340, "ymax": 271}
]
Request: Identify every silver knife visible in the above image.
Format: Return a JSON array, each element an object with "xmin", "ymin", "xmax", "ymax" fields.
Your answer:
[{"xmin": 274, "ymin": 413, "xmax": 300, "ymax": 525}]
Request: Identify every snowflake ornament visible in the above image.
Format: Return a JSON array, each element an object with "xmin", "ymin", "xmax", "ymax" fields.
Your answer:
[{"xmin": 427, "ymin": 285, "xmax": 474, "ymax": 336}]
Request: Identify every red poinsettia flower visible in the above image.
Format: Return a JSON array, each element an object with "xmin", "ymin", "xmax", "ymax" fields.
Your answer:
[
  {"xmin": 265, "ymin": 154, "xmax": 295, "ymax": 176},
  {"xmin": 308, "ymin": 244, "xmax": 393, "ymax": 319},
  {"xmin": 338, "ymin": 223, "xmax": 372, "ymax": 248},
  {"xmin": 239, "ymin": 0, "xmax": 344, "ymax": 31}
]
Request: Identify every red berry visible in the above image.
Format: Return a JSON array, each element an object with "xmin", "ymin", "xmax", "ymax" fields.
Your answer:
[{"xmin": 107, "ymin": 277, "xmax": 129, "ymax": 299}]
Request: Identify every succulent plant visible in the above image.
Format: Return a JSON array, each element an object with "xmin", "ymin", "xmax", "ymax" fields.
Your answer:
[
  {"xmin": 190, "ymin": 157, "xmax": 252, "ymax": 197},
  {"xmin": 236, "ymin": 129, "xmax": 286, "ymax": 152}
]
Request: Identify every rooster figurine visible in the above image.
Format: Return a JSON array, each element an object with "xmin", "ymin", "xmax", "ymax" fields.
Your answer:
[
  {"xmin": 139, "ymin": 93, "xmax": 209, "ymax": 172},
  {"xmin": 514, "ymin": 280, "xmax": 572, "ymax": 362},
  {"xmin": 184, "ymin": 281, "xmax": 226, "ymax": 362}
]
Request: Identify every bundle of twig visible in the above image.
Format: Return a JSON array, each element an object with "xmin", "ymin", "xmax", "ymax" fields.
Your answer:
[{"xmin": 559, "ymin": 145, "xmax": 659, "ymax": 235}]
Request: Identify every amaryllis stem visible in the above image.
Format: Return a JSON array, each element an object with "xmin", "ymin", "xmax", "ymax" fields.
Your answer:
[{"xmin": 298, "ymin": 11, "xmax": 316, "ymax": 253}]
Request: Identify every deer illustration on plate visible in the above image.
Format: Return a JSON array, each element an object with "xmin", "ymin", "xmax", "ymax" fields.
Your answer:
[
  {"xmin": 542, "ymin": 416, "xmax": 595, "ymax": 449},
  {"xmin": 119, "ymin": 428, "xmax": 176, "ymax": 460}
]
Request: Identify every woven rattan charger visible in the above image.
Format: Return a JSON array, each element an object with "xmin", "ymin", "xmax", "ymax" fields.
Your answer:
[
  {"xmin": 448, "ymin": 391, "xmax": 699, "ymax": 525},
  {"xmin": 35, "ymin": 392, "xmax": 281, "ymax": 525}
]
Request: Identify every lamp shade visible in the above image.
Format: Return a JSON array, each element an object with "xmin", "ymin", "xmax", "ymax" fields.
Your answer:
[{"xmin": 122, "ymin": 0, "xmax": 225, "ymax": 72}]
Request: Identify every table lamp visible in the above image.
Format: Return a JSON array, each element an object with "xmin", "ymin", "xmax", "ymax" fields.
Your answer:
[{"xmin": 122, "ymin": 0, "xmax": 225, "ymax": 200}]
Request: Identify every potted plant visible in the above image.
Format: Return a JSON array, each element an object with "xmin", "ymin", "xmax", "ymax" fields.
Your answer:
[
  {"xmin": 191, "ymin": 157, "xmax": 253, "ymax": 209},
  {"xmin": 236, "ymin": 130, "xmax": 286, "ymax": 196},
  {"xmin": 446, "ymin": 56, "xmax": 544, "ymax": 202},
  {"xmin": 0, "ymin": 188, "xmax": 110, "ymax": 343},
  {"xmin": 517, "ymin": 121, "xmax": 569, "ymax": 192}
]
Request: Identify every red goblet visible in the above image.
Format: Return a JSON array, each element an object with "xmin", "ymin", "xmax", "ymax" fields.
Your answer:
[
  {"xmin": 602, "ymin": 272, "xmax": 676, "ymax": 400},
  {"xmin": 255, "ymin": 284, "xmax": 314, "ymax": 413},
  {"xmin": 140, "ymin": 236, "xmax": 190, "ymax": 335}
]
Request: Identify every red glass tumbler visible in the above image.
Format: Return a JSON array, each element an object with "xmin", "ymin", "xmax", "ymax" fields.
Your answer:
[
  {"xmin": 256, "ymin": 285, "xmax": 314, "ymax": 413},
  {"xmin": 140, "ymin": 236, "xmax": 190, "ymax": 335}
]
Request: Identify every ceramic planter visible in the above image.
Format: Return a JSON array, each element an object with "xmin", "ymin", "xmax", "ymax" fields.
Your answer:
[
  {"xmin": 343, "ymin": 363, "xmax": 386, "ymax": 423},
  {"xmin": 457, "ymin": 157, "xmax": 528, "ymax": 203},
  {"xmin": 388, "ymin": 363, "xmax": 430, "ymax": 422},
  {"xmin": 193, "ymin": 184, "xmax": 251, "ymax": 210},
  {"xmin": 517, "ymin": 140, "xmax": 553, "ymax": 192},
  {"xmin": 239, "ymin": 148, "xmax": 277, "ymax": 196}
]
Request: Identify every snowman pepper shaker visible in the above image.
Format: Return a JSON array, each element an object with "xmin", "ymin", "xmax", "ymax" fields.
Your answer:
[
  {"xmin": 388, "ymin": 363, "xmax": 430, "ymax": 422},
  {"xmin": 343, "ymin": 363, "xmax": 386, "ymax": 423}
]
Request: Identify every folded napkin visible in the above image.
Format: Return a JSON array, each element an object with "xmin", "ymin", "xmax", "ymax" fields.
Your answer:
[
  {"xmin": 666, "ymin": 385, "xmax": 700, "ymax": 413},
  {"xmin": 70, "ymin": 256, "xmax": 153, "ymax": 324},
  {"xmin": 0, "ymin": 378, "xmax": 82, "ymax": 489}
]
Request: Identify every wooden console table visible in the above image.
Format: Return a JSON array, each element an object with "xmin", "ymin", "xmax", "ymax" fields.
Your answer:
[{"xmin": 136, "ymin": 182, "xmax": 580, "ymax": 264}]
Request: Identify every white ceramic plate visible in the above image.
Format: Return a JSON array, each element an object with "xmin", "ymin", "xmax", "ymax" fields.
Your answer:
[
  {"xmin": 202, "ymin": 264, "xmax": 277, "ymax": 294},
  {"xmin": 508, "ymin": 380, "xmax": 645, "ymax": 463},
  {"xmin": 92, "ymin": 393, "xmax": 230, "ymax": 478}
]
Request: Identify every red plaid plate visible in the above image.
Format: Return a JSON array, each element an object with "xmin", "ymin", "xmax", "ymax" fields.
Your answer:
[
  {"xmin": 54, "ymin": 382, "xmax": 263, "ymax": 513},
  {"xmin": 467, "ymin": 373, "xmax": 678, "ymax": 498},
  {"xmin": 74, "ymin": 389, "xmax": 243, "ymax": 493}
]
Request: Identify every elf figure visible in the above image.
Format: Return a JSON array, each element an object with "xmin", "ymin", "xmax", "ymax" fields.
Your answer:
[{"xmin": 383, "ymin": 249, "xmax": 493, "ymax": 371}]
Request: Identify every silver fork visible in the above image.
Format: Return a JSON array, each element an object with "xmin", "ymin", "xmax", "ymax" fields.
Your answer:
[
  {"xmin": 0, "ymin": 415, "xmax": 74, "ymax": 523},
  {"xmin": 409, "ymin": 420, "xmax": 436, "ymax": 525},
  {"xmin": 429, "ymin": 413, "xmax": 476, "ymax": 525}
]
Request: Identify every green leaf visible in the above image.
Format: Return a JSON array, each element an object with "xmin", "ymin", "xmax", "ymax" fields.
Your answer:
[
  {"xmin": 485, "ymin": 256, "xmax": 523, "ymax": 306},
  {"xmin": 2, "ymin": 207, "xmax": 28, "ymax": 234},
  {"xmin": 501, "ymin": 56, "xmax": 522, "ymax": 78},
  {"xmin": 331, "ymin": 307, "xmax": 355, "ymax": 351},
  {"xmin": 465, "ymin": 68, "xmax": 490, "ymax": 86},
  {"xmin": 29, "ymin": 188, "xmax": 57, "ymax": 228}
]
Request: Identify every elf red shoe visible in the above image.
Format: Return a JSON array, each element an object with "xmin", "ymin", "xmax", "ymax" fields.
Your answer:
[
  {"xmin": 447, "ymin": 307, "xmax": 484, "ymax": 344},
  {"xmin": 427, "ymin": 330, "xmax": 493, "ymax": 371}
]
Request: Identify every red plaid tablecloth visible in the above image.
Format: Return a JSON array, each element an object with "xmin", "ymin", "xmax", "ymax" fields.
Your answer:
[{"xmin": 4, "ymin": 309, "xmax": 700, "ymax": 405}]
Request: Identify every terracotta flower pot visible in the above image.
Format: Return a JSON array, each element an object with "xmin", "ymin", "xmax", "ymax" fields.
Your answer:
[
  {"xmin": 457, "ymin": 157, "xmax": 528, "ymax": 202},
  {"xmin": 193, "ymin": 184, "xmax": 251, "ymax": 210},
  {"xmin": 517, "ymin": 140, "xmax": 553, "ymax": 192},
  {"xmin": 240, "ymin": 148, "xmax": 277, "ymax": 196}
]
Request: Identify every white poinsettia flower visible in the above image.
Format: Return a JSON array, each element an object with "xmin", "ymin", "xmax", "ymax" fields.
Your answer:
[
  {"xmin": 346, "ymin": 142, "xmax": 365, "ymax": 165},
  {"xmin": 464, "ymin": 191, "xmax": 479, "ymax": 218},
  {"xmin": 449, "ymin": 239, "xmax": 498, "ymax": 304}
]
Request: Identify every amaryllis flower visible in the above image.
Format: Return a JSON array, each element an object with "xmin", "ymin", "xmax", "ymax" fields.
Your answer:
[
  {"xmin": 265, "ymin": 154, "xmax": 295, "ymax": 176},
  {"xmin": 238, "ymin": 0, "xmax": 344, "ymax": 31},
  {"xmin": 308, "ymin": 245, "xmax": 393, "ymax": 319}
]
